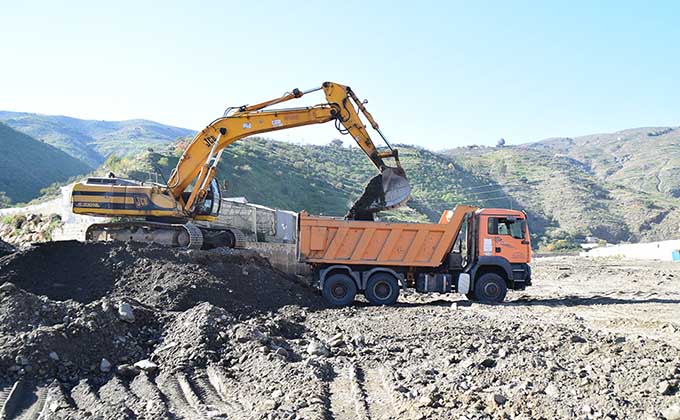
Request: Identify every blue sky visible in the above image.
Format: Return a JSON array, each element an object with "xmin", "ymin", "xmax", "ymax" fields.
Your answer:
[{"xmin": 1, "ymin": 1, "xmax": 678, "ymax": 149}]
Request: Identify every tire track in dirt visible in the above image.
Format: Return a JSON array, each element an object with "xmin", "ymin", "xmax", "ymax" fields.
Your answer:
[
  {"xmin": 328, "ymin": 363, "xmax": 367, "ymax": 420},
  {"xmin": 327, "ymin": 362, "xmax": 400, "ymax": 420},
  {"xmin": 206, "ymin": 365, "xmax": 248, "ymax": 415},
  {"xmin": 360, "ymin": 366, "xmax": 400, "ymax": 420},
  {"xmin": 0, "ymin": 383, "xmax": 15, "ymax": 419},
  {"xmin": 156, "ymin": 373, "xmax": 208, "ymax": 419},
  {"xmin": 0, "ymin": 382, "xmax": 48, "ymax": 420}
]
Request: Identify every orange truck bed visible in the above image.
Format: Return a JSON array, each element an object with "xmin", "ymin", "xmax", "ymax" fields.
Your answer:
[{"xmin": 298, "ymin": 205, "xmax": 477, "ymax": 267}]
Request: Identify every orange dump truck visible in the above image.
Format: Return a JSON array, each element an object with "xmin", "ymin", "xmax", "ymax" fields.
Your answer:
[{"xmin": 298, "ymin": 205, "xmax": 532, "ymax": 306}]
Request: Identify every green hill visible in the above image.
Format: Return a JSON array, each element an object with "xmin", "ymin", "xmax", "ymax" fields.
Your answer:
[
  {"xmin": 0, "ymin": 122, "xmax": 91, "ymax": 204},
  {"xmin": 442, "ymin": 144, "xmax": 680, "ymax": 248},
  {"xmin": 100, "ymin": 138, "xmax": 510, "ymax": 222},
  {"xmin": 0, "ymin": 111, "xmax": 194, "ymax": 167},
  {"xmin": 529, "ymin": 127, "xmax": 680, "ymax": 198},
  {"xmin": 7, "ymin": 111, "xmax": 679, "ymax": 249}
]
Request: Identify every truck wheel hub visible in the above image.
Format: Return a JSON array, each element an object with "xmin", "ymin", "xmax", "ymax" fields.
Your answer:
[
  {"xmin": 484, "ymin": 283, "xmax": 499, "ymax": 297},
  {"xmin": 374, "ymin": 282, "xmax": 391, "ymax": 299},
  {"xmin": 332, "ymin": 284, "xmax": 347, "ymax": 298}
]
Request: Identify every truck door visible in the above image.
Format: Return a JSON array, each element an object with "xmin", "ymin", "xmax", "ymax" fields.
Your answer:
[{"xmin": 481, "ymin": 215, "xmax": 530, "ymax": 263}]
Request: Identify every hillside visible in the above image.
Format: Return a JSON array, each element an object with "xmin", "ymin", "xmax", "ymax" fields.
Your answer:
[
  {"xmin": 443, "ymin": 144, "xmax": 680, "ymax": 247},
  {"xmin": 4, "ymin": 111, "xmax": 679, "ymax": 248},
  {"xmin": 530, "ymin": 127, "xmax": 680, "ymax": 198},
  {"xmin": 0, "ymin": 111, "xmax": 194, "ymax": 167},
  {"xmin": 101, "ymin": 138, "xmax": 508, "ymax": 222},
  {"xmin": 0, "ymin": 122, "xmax": 91, "ymax": 204}
]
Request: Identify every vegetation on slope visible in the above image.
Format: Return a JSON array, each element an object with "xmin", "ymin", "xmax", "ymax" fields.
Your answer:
[
  {"xmin": 0, "ymin": 111, "xmax": 194, "ymax": 167},
  {"xmin": 443, "ymin": 145, "xmax": 680, "ymax": 249},
  {"xmin": 8, "ymin": 111, "xmax": 678, "ymax": 248},
  {"xmin": 102, "ymin": 137, "xmax": 511, "ymax": 221},
  {"xmin": 0, "ymin": 123, "xmax": 91, "ymax": 204},
  {"xmin": 530, "ymin": 127, "xmax": 680, "ymax": 199}
]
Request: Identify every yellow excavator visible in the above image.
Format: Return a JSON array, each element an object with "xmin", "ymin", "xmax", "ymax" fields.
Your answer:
[{"xmin": 71, "ymin": 82, "xmax": 411, "ymax": 249}]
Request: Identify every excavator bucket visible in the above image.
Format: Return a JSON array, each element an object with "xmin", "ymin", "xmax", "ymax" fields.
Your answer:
[{"xmin": 346, "ymin": 166, "xmax": 411, "ymax": 220}]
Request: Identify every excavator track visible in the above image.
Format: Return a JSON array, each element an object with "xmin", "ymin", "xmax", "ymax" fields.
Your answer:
[{"xmin": 86, "ymin": 221, "xmax": 209, "ymax": 249}]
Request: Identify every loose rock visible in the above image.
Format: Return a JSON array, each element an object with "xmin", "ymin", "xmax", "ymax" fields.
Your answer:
[
  {"xmin": 117, "ymin": 302, "xmax": 135, "ymax": 323},
  {"xmin": 100, "ymin": 358, "xmax": 112, "ymax": 373},
  {"xmin": 307, "ymin": 341, "xmax": 329, "ymax": 357}
]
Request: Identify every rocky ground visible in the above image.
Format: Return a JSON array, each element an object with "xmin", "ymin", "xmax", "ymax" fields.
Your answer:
[
  {"xmin": 0, "ymin": 214, "xmax": 61, "ymax": 249},
  {"xmin": 0, "ymin": 243, "xmax": 679, "ymax": 419}
]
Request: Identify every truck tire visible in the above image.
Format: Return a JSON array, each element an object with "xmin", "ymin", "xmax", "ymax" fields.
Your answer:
[
  {"xmin": 322, "ymin": 273, "xmax": 357, "ymax": 307},
  {"xmin": 364, "ymin": 273, "xmax": 400, "ymax": 306},
  {"xmin": 474, "ymin": 273, "xmax": 507, "ymax": 303}
]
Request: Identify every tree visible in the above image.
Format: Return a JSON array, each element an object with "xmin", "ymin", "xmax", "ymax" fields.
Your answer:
[
  {"xmin": 496, "ymin": 138, "xmax": 506, "ymax": 148},
  {"xmin": 330, "ymin": 138, "xmax": 343, "ymax": 147}
]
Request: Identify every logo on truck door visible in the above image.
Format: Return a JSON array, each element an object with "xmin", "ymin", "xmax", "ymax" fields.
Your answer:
[{"xmin": 483, "ymin": 238, "xmax": 493, "ymax": 256}]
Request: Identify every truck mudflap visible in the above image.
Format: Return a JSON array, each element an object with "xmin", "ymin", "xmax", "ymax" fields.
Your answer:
[{"xmin": 457, "ymin": 273, "xmax": 471, "ymax": 294}]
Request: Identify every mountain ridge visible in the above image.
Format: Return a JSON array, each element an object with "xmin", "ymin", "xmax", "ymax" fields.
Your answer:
[
  {"xmin": 1, "ymin": 111, "xmax": 678, "ymax": 249},
  {"xmin": 0, "ymin": 111, "xmax": 194, "ymax": 167}
]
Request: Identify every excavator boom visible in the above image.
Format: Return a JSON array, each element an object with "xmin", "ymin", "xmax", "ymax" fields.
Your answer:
[
  {"xmin": 167, "ymin": 82, "xmax": 409, "ymax": 218},
  {"xmin": 72, "ymin": 81, "xmax": 410, "ymax": 249}
]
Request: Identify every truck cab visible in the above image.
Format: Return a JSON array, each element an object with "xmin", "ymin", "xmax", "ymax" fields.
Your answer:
[{"xmin": 448, "ymin": 208, "xmax": 532, "ymax": 303}]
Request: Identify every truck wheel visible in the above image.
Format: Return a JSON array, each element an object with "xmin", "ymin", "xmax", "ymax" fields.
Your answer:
[
  {"xmin": 364, "ymin": 273, "xmax": 400, "ymax": 306},
  {"xmin": 474, "ymin": 273, "xmax": 507, "ymax": 303},
  {"xmin": 322, "ymin": 273, "xmax": 357, "ymax": 307},
  {"xmin": 465, "ymin": 292, "xmax": 476, "ymax": 301}
]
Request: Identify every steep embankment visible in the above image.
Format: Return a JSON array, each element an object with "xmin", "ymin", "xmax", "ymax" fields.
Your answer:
[{"xmin": 0, "ymin": 123, "xmax": 91, "ymax": 204}]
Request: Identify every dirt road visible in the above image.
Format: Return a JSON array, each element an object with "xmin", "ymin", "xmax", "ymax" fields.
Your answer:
[{"xmin": 0, "ymin": 245, "xmax": 679, "ymax": 419}]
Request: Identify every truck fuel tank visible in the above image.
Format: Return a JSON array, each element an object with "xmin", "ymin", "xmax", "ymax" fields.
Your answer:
[{"xmin": 416, "ymin": 273, "xmax": 452, "ymax": 293}]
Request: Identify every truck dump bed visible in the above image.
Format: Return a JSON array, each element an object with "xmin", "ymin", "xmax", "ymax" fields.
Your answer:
[{"xmin": 298, "ymin": 205, "xmax": 476, "ymax": 267}]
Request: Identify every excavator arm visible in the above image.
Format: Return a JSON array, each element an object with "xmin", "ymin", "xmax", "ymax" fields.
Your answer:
[{"xmin": 167, "ymin": 82, "xmax": 410, "ymax": 219}]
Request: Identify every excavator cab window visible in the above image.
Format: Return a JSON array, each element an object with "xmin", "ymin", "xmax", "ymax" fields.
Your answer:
[{"xmin": 195, "ymin": 179, "xmax": 222, "ymax": 217}]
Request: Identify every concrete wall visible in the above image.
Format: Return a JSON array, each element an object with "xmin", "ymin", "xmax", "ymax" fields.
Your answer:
[
  {"xmin": 246, "ymin": 242, "xmax": 309, "ymax": 276},
  {"xmin": 581, "ymin": 239, "xmax": 680, "ymax": 261}
]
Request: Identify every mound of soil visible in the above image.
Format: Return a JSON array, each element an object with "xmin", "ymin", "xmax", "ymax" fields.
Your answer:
[
  {"xmin": 0, "ymin": 237, "xmax": 15, "ymax": 257},
  {"xmin": 0, "ymin": 241, "xmax": 323, "ymax": 315},
  {"xmin": 0, "ymin": 241, "xmax": 324, "ymax": 391}
]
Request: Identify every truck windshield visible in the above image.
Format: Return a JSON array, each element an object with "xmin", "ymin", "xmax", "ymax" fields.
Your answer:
[{"xmin": 488, "ymin": 217, "xmax": 525, "ymax": 239}]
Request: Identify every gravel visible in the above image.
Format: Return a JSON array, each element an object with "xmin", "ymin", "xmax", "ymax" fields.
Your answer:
[{"xmin": 0, "ymin": 247, "xmax": 679, "ymax": 419}]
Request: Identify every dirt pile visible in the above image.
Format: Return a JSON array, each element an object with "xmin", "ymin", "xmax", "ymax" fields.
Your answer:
[
  {"xmin": 0, "ymin": 241, "xmax": 322, "ymax": 314},
  {"xmin": 1, "ymin": 249, "xmax": 679, "ymax": 419},
  {"xmin": 0, "ymin": 241, "xmax": 328, "ymax": 419},
  {"xmin": 0, "ymin": 238, "xmax": 14, "ymax": 257}
]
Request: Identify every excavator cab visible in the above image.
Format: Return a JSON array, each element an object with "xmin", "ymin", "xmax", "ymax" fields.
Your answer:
[
  {"xmin": 183, "ymin": 179, "xmax": 222, "ymax": 218},
  {"xmin": 196, "ymin": 179, "xmax": 222, "ymax": 217}
]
